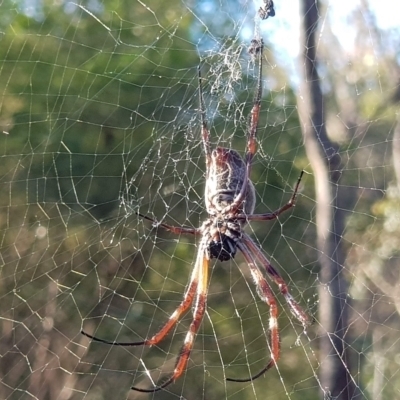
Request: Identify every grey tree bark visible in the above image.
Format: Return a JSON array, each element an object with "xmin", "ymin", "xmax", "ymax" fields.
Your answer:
[{"xmin": 297, "ymin": 1, "xmax": 359, "ymax": 398}]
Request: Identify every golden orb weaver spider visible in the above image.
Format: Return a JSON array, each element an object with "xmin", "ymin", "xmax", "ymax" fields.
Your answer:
[{"xmin": 82, "ymin": 38, "xmax": 310, "ymax": 393}]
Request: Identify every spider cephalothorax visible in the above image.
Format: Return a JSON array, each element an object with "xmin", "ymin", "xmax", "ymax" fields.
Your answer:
[
  {"xmin": 207, "ymin": 233, "xmax": 237, "ymax": 261},
  {"xmin": 205, "ymin": 216, "xmax": 241, "ymax": 261},
  {"xmin": 82, "ymin": 38, "xmax": 310, "ymax": 393}
]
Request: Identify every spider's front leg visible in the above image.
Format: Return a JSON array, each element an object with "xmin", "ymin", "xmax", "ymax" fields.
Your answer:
[
  {"xmin": 227, "ymin": 236, "xmax": 310, "ymax": 383},
  {"xmin": 131, "ymin": 240, "xmax": 210, "ymax": 392},
  {"xmin": 226, "ymin": 241, "xmax": 279, "ymax": 383},
  {"xmin": 81, "ymin": 221, "xmax": 201, "ymax": 356},
  {"xmin": 243, "ymin": 233, "xmax": 310, "ymax": 327},
  {"xmin": 81, "ymin": 253, "xmax": 200, "ymax": 347},
  {"xmin": 82, "ymin": 237, "xmax": 209, "ymax": 393}
]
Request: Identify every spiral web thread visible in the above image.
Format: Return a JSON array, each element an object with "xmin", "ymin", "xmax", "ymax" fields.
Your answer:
[{"xmin": 0, "ymin": 1, "xmax": 399, "ymax": 399}]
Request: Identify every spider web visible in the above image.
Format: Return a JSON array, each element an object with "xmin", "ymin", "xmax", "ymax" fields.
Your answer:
[{"xmin": 1, "ymin": 1, "xmax": 399, "ymax": 399}]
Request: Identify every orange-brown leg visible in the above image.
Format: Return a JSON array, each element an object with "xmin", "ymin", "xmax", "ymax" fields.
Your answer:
[
  {"xmin": 242, "ymin": 234, "xmax": 310, "ymax": 327},
  {"xmin": 236, "ymin": 171, "xmax": 304, "ymax": 222},
  {"xmin": 81, "ymin": 276, "xmax": 198, "ymax": 346},
  {"xmin": 81, "ymin": 236, "xmax": 203, "ymax": 347},
  {"xmin": 136, "ymin": 212, "xmax": 199, "ymax": 235},
  {"xmin": 131, "ymin": 243, "xmax": 210, "ymax": 392},
  {"xmin": 244, "ymin": 38, "xmax": 263, "ymax": 168},
  {"xmin": 222, "ymin": 39, "xmax": 263, "ymax": 215},
  {"xmin": 226, "ymin": 241, "xmax": 279, "ymax": 382},
  {"xmin": 198, "ymin": 67, "xmax": 212, "ymax": 169}
]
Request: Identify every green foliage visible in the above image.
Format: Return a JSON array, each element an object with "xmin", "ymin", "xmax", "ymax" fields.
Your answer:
[{"xmin": 0, "ymin": 2, "xmax": 319, "ymax": 400}]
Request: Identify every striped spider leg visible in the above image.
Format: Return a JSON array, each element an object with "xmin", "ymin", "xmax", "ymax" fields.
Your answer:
[{"xmin": 82, "ymin": 38, "xmax": 310, "ymax": 392}]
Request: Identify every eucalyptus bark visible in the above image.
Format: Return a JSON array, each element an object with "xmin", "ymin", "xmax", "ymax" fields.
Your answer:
[{"xmin": 297, "ymin": 1, "xmax": 357, "ymax": 398}]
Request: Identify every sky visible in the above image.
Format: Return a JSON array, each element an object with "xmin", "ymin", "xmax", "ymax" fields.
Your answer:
[
  {"xmin": 261, "ymin": 0, "xmax": 398, "ymax": 56},
  {"xmin": 241, "ymin": 0, "xmax": 399, "ymax": 85}
]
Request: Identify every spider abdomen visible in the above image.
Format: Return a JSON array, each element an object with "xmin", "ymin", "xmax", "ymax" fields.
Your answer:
[{"xmin": 205, "ymin": 147, "xmax": 256, "ymax": 215}]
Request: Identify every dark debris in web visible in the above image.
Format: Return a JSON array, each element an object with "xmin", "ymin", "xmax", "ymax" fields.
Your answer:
[{"xmin": 258, "ymin": 0, "xmax": 275, "ymax": 20}]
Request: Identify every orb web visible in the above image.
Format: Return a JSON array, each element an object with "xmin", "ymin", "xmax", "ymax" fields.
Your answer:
[{"xmin": 0, "ymin": 1, "xmax": 399, "ymax": 399}]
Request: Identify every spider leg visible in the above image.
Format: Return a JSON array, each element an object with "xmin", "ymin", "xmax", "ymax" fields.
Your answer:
[
  {"xmin": 131, "ymin": 240, "xmax": 209, "ymax": 392},
  {"xmin": 81, "ymin": 234, "xmax": 202, "ymax": 347},
  {"xmin": 242, "ymin": 233, "xmax": 310, "ymax": 327},
  {"xmin": 81, "ymin": 273, "xmax": 198, "ymax": 347},
  {"xmin": 245, "ymin": 38, "xmax": 263, "ymax": 170},
  {"xmin": 223, "ymin": 39, "xmax": 264, "ymax": 215},
  {"xmin": 198, "ymin": 67, "xmax": 212, "ymax": 169},
  {"xmin": 236, "ymin": 171, "xmax": 304, "ymax": 222},
  {"xmin": 226, "ymin": 241, "xmax": 279, "ymax": 382},
  {"xmin": 136, "ymin": 212, "xmax": 199, "ymax": 235}
]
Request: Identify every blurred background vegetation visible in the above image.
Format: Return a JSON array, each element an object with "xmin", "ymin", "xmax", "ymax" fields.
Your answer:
[{"xmin": 1, "ymin": 1, "xmax": 400, "ymax": 399}]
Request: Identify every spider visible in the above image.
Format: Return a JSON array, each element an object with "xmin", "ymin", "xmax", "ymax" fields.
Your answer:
[{"xmin": 81, "ymin": 38, "xmax": 310, "ymax": 392}]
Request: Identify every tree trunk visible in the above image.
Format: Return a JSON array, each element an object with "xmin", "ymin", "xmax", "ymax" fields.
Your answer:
[{"xmin": 297, "ymin": 1, "xmax": 358, "ymax": 398}]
